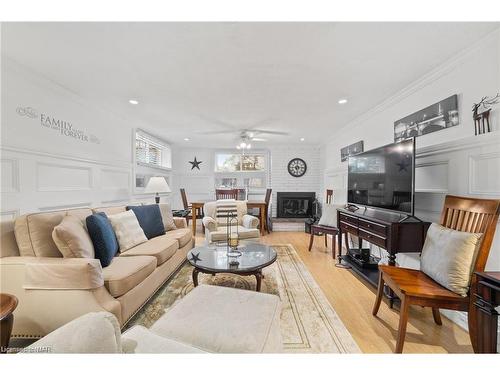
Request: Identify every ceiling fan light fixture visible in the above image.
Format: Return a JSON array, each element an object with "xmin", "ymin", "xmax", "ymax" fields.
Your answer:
[{"xmin": 338, "ymin": 98, "xmax": 348, "ymax": 105}]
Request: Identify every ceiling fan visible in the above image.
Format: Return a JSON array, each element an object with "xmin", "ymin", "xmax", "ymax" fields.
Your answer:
[{"xmin": 196, "ymin": 116, "xmax": 290, "ymax": 147}]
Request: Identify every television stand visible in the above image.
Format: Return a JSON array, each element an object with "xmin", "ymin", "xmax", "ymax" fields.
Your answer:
[
  {"xmin": 398, "ymin": 214, "xmax": 423, "ymax": 223},
  {"xmin": 337, "ymin": 207, "xmax": 430, "ymax": 306}
]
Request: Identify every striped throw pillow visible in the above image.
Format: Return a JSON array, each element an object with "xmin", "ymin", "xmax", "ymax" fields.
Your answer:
[{"xmin": 215, "ymin": 200, "xmax": 238, "ymax": 226}]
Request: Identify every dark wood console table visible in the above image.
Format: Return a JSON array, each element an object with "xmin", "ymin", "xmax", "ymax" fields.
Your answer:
[
  {"xmin": 473, "ymin": 271, "xmax": 500, "ymax": 353},
  {"xmin": 337, "ymin": 207, "xmax": 430, "ymax": 304}
]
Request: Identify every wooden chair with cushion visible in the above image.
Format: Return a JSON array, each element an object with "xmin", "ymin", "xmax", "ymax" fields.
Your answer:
[
  {"xmin": 215, "ymin": 189, "xmax": 238, "ymax": 200},
  {"xmin": 180, "ymin": 188, "xmax": 204, "ymax": 233},
  {"xmin": 308, "ymin": 189, "xmax": 338, "ymax": 258},
  {"xmin": 372, "ymin": 195, "xmax": 500, "ymax": 353}
]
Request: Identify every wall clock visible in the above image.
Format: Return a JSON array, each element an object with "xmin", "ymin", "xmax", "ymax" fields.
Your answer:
[{"xmin": 288, "ymin": 158, "xmax": 307, "ymax": 177}]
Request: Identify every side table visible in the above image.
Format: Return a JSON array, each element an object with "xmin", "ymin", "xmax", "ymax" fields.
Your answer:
[{"xmin": 1, "ymin": 293, "xmax": 18, "ymax": 353}]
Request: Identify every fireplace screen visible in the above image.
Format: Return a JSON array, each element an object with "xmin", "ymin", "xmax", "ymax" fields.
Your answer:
[{"xmin": 277, "ymin": 192, "xmax": 315, "ymax": 218}]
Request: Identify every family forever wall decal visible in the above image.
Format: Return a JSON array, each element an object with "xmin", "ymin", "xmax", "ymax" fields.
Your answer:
[{"xmin": 16, "ymin": 105, "xmax": 101, "ymax": 144}]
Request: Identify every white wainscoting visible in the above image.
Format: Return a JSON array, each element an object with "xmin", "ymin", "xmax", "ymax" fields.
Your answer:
[
  {"xmin": 0, "ymin": 158, "xmax": 20, "ymax": 193},
  {"xmin": 0, "ymin": 146, "xmax": 165, "ymax": 221}
]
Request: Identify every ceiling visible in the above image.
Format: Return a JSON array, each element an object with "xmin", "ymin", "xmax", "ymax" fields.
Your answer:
[{"xmin": 2, "ymin": 22, "xmax": 499, "ymax": 147}]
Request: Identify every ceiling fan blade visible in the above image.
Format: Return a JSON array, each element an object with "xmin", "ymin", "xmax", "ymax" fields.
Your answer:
[
  {"xmin": 251, "ymin": 137, "xmax": 267, "ymax": 142},
  {"xmin": 252, "ymin": 129, "xmax": 290, "ymax": 136}
]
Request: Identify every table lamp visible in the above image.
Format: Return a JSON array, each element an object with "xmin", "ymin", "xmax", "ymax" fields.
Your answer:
[{"xmin": 145, "ymin": 176, "xmax": 171, "ymax": 203}]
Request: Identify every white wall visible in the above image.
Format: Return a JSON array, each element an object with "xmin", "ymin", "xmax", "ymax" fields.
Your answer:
[
  {"xmin": 269, "ymin": 144, "xmax": 322, "ymax": 217},
  {"xmin": 170, "ymin": 144, "xmax": 322, "ymax": 215},
  {"xmin": 322, "ymin": 30, "xmax": 500, "ymax": 335},
  {"xmin": 1, "ymin": 59, "xmax": 171, "ymax": 219}
]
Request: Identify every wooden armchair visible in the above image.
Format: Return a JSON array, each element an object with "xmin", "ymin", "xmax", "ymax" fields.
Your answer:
[{"xmin": 372, "ymin": 195, "xmax": 500, "ymax": 353}]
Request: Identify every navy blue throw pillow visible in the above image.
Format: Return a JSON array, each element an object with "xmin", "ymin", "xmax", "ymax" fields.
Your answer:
[
  {"xmin": 86, "ymin": 212, "xmax": 119, "ymax": 267},
  {"xmin": 126, "ymin": 204, "xmax": 165, "ymax": 240}
]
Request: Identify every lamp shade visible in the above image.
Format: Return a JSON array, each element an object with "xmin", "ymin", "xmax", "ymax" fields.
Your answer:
[{"xmin": 144, "ymin": 177, "xmax": 171, "ymax": 193}]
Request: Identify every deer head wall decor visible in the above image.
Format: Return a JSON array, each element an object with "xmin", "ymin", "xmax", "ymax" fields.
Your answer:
[{"xmin": 472, "ymin": 93, "xmax": 500, "ymax": 135}]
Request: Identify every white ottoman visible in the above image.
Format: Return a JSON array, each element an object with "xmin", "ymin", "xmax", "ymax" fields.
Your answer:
[{"xmin": 150, "ymin": 285, "xmax": 282, "ymax": 353}]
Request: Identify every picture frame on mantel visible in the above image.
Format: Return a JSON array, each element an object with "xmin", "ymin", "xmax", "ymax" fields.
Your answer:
[{"xmin": 341, "ymin": 140, "xmax": 364, "ymax": 162}]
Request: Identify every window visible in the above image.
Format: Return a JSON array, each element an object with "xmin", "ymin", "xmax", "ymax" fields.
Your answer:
[
  {"xmin": 215, "ymin": 153, "xmax": 266, "ymax": 172},
  {"xmin": 214, "ymin": 152, "xmax": 268, "ymax": 190},
  {"xmin": 135, "ymin": 130, "xmax": 171, "ymax": 169}
]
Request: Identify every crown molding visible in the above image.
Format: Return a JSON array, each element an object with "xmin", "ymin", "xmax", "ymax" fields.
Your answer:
[{"xmin": 323, "ymin": 28, "xmax": 500, "ymax": 145}]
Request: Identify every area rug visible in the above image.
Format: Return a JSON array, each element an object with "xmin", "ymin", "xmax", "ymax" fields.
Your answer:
[{"xmin": 125, "ymin": 244, "xmax": 361, "ymax": 353}]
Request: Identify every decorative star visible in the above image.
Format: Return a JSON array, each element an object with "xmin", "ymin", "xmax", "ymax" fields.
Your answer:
[
  {"xmin": 189, "ymin": 252, "xmax": 201, "ymax": 263},
  {"xmin": 189, "ymin": 157, "xmax": 202, "ymax": 170},
  {"xmin": 396, "ymin": 160, "xmax": 410, "ymax": 172}
]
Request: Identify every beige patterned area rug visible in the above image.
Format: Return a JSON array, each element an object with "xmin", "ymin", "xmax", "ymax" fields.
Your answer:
[{"xmin": 126, "ymin": 244, "xmax": 361, "ymax": 353}]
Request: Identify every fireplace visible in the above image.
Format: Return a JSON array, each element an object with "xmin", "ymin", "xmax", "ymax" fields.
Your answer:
[{"xmin": 277, "ymin": 192, "xmax": 315, "ymax": 218}]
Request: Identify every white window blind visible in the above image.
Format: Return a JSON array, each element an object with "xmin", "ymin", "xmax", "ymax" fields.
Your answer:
[{"xmin": 135, "ymin": 130, "xmax": 171, "ymax": 169}]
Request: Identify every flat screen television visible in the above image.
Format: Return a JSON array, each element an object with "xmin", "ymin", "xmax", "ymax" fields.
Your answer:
[{"xmin": 347, "ymin": 138, "xmax": 415, "ymax": 215}]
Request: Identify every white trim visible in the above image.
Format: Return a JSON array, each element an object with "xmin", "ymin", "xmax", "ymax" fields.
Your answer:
[
  {"xmin": 35, "ymin": 162, "xmax": 93, "ymax": 192},
  {"xmin": 324, "ymin": 28, "xmax": 500, "ymax": 144},
  {"xmin": 1, "ymin": 145, "xmax": 132, "ymax": 168},
  {"xmin": 468, "ymin": 151, "xmax": 500, "ymax": 195}
]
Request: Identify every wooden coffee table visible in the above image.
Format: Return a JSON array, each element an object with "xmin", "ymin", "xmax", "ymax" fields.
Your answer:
[
  {"xmin": 187, "ymin": 242, "xmax": 277, "ymax": 292},
  {"xmin": 1, "ymin": 293, "xmax": 18, "ymax": 353}
]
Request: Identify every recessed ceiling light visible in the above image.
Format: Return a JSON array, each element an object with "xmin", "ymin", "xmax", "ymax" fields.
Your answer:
[
  {"xmin": 128, "ymin": 99, "xmax": 139, "ymax": 105},
  {"xmin": 300, "ymin": 138, "xmax": 305, "ymax": 142},
  {"xmin": 184, "ymin": 138, "xmax": 190, "ymax": 141},
  {"xmin": 338, "ymin": 99, "xmax": 348, "ymax": 105}
]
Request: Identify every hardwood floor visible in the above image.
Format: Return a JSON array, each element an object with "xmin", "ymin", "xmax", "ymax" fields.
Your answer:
[{"xmin": 195, "ymin": 230, "xmax": 473, "ymax": 353}]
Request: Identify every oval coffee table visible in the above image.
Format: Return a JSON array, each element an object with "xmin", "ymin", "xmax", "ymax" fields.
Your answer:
[{"xmin": 187, "ymin": 242, "xmax": 277, "ymax": 292}]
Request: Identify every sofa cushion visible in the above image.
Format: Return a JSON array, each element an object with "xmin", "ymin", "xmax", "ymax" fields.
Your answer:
[
  {"xmin": 108, "ymin": 211, "xmax": 148, "ymax": 252},
  {"xmin": 52, "ymin": 215, "xmax": 95, "ymax": 258},
  {"xmin": 14, "ymin": 208, "xmax": 93, "ymax": 258},
  {"xmin": 122, "ymin": 325, "xmax": 207, "ymax": 353},
  {"xmin": 165, "ymin": 228, "xmax": 192, "ymax": 248},
  {"xmin": 150, "ymin": 285, "xmax": 282, "ymax": 353},
  {"xmin": 420, "ymin": 223, "xmax": 483, "ymax": 296},
  {"xmin": 86, "ymin": 213, "xmax": 119, "ymax": 267},
  {"xmin": 158, "ymin": 203, "xmax": 177, "ymax": 231},
  {"xmin": 102, "ymin": 256, "xmax": 157, "ymax": 297},
  {"xmin": 209, "ymin": 226, "xmax": 260, "ymax": 242},
  {"xmin": 93, "ymin": 206, "xmax": 127, "ymax": 216},
  {"xmin": 119, "ymin": 235, "xmax": 178, "ymax": 265},
  {"xmin": 127, "ymin": 204, "xmax": 165, "ymax": 239}
]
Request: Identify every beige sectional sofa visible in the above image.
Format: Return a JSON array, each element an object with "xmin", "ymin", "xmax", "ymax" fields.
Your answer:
[{"xmin": 0, "ymin": 204, "xmax": 195, "ymax": 339}]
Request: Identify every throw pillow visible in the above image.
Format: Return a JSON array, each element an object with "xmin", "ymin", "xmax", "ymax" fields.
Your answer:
[
  {"xmin": 420, "ymin": 223, "xmax": 483, "ymax": 297},
  {"xmin": 52, "ymin": 215, "xmax": 95, "ymax": 258},
  {"xmin": 318, "ymin": 204, "xmax": 340, "ymax": 227},
  {"xmin": 127, "ymin": 204, "xmax": 166, "ymax": 239},
  {"xmin": 108, "ymin": 210, "xmax": 147, "ymax": 252},
  {"xmin": 158, "ymin": 203, "xmax": 177, "ymax": 231},
  {"xmin": 86, "ymin": 213, "xmax": 119, "ymax": 267}
]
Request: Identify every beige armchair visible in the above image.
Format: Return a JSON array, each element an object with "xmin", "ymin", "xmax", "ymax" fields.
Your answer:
[{"xmin": 202, "ymin": 201, "xmax": 260, "ymax": 243}]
